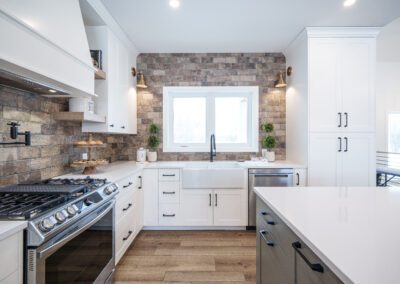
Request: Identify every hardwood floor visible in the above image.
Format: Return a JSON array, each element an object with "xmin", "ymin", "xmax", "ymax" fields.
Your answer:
[{"xmin": 114, "ymin": 230, "xmax": 256, "ymax": 283}]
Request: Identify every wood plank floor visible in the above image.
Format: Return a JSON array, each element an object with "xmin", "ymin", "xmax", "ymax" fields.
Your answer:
[{"xmin": 114, "ymin": 230, "xmax": 256, "ymax": 283}]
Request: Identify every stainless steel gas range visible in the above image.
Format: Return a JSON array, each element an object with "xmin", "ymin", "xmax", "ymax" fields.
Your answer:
[{"xmin": 0, "ymin": 177, "xmax": 119, "ymax": 284}]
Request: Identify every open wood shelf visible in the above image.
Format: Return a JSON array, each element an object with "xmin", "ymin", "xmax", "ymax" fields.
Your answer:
[
  {"xmin": 95, "ymin": 69, "xmax": 106, "ymax": 80},
  {"xmin": 53, "ymin": 112, "xmax": 106, "ymax": 123}
]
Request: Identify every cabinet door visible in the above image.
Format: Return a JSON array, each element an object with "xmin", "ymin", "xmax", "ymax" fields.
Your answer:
[
  {"xmin": 293, "ymin": 169, "xmax": 307, "ymax": 187},
  {"xmin": 309, "ymin": 133, "xmax": 341, "ymax": 186},
  {"xmin": 341, "ymin": 133, "xmax": 375, "ymax": 186},
  {"xmin": 106, "ymin": 31, "xmax": 120, "ymax": 133},
  {"xmin": 309, "ymin": 38, "xmax": 341, "ymax": 132},
  {"xmin": 339, "ymin": 38, "xmax": 375, "ymax": 132},
  {"xmin": 143, "ymin": 169, "xmax": 159, "ymax": 226},
  {"xmin": 213, "ymin": 190, "xmax": 247, "ymax": 226},
  {"xmin": 180, "ymin": 190, "xmax": 213, "ymax": 226}
]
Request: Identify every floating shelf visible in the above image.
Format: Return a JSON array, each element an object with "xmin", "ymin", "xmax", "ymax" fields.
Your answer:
[
  {"xmin": 95, "ymin": 69, "xmax": 106, "ymax": 80},
  {"xmin": 53, "ymin": 112, "xmax": 106, "ymax": 123}
]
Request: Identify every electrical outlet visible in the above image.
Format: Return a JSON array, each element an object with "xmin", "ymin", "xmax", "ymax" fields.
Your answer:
[{"xmin": 82, "ymin": 153, "xmax": 88, "ymax": 160}]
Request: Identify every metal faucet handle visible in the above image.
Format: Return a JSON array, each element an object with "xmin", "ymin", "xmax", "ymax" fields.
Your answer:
[{"xmin": 7, "ymin": 122, "xmax": 20, "ymax": 126}]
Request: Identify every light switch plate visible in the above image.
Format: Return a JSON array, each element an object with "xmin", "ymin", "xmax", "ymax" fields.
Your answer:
[{"xmin": 82, "ymin": 153, "xmax": 88, "ymax": 160}]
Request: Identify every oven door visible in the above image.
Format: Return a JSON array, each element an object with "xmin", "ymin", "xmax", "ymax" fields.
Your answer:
[{"xmin": 27, "ymin": 200, "xmax": 115, "ymax": 284}]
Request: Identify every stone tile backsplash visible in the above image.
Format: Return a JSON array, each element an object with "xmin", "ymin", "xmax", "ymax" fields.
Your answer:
[{"xmin": 135, "ymin": 53, "xmax": 286, "ymax": 161}]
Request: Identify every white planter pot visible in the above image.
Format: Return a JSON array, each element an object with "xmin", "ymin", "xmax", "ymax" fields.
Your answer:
[
  {"xmin": 147, "ymin": 151, "xmax": 157, "ymax": 162},
  {"xmin": 265, "ymin": 151, "xmax": 275, "ymax": 162}
]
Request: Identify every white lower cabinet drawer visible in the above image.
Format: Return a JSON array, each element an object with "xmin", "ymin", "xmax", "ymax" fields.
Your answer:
[
  {"xmin": 115, "ymin": 209, "xmax": 135, "ymax": 264},
  {"xmin": 159, "ymin": 203, "xmax": 180, "ymax": 226},
  {"xmin": 159, "ymin": 181, "xmax": 180, "ymax": 203},
  {"xmin": 0, "ymin": 231, "xmax": 22, "ymax": 282},
  {"xmin": 159, "ymin": 169, "xmax": 180, "ymax": 181},
  {"xmin": 116, "ymin": 190, "xmax": 135, "ymax": 221}
]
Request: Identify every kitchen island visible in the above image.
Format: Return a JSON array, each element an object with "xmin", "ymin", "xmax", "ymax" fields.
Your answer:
[{"xmin": 254, "ymin": 186, "xmax": 400, "ymax": 284}]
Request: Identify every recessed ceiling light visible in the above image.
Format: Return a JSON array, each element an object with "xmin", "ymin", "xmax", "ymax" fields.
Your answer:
[
  {"xmin": 48, "ymin": 89, "xmax": 57, "ymax": 93},
  {"xmin": 169, "ymin": 0, "xmax": 180, "ymax": 9},
  {"xmin": 343, "ymin": 0, "xmax": 356, "ymax": 7}
]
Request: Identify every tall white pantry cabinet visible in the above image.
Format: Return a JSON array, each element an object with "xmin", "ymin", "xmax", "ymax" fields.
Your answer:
[{"xmin": 285, "ymin": 28, "xmax": 379, "ymax": 186}]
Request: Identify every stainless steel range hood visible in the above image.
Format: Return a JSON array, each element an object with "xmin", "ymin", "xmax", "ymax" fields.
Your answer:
[{"xmin": 0, "ymin": 68, "xmax": 70, "ymax": 96}]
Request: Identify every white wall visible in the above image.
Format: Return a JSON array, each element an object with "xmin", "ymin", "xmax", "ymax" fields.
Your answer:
[{"xmin": 376, "ymin": 17, "xmax": 400, "ymax": 152}]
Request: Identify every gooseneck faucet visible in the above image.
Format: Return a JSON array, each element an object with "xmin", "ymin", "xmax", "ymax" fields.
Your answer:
[{"xmin": 210, "ymin": 134, "xmax": 216, "ymax": 162}]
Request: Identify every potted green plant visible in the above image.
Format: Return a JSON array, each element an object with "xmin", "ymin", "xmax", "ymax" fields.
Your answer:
[
  {"xmin": 147, "ymin": 123, "xmax": 160, "ymax": 162},
  {"xmin": 262, "ymin": 123, "xmax": 277, "ymax": 162}
]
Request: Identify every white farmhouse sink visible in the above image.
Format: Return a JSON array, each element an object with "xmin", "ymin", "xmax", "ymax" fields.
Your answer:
[{"xmin": 182, "ymin": 162, "xmax": 246, "ymax": 189}]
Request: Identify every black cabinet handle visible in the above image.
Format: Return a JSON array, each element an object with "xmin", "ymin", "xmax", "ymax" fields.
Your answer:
[
  {"xmin": 109, "ymin": 124, "xmax": 114, "ymax": 127},
  {"xmin": 162, "ymin": 174, "xmax": 176, "ymax": 177},
  {"xmin": 209, "ymin": 193, "xmax": 212, "ymax": 206},
  {"xmin": 260, "ymin": 211, "xmax": 275, "ymax": 225},
  {"xmin": 267, "ymin": 221, "xmax": 276, "ymax": 225},
  {"xmin": 122, "ymin": 203, "xmax": 132, "ymax": 211},
  {"xmin": 344, "ymin": 112, "xmax": 348, "ymax": 128},
  {"xmin": 261, "ymin": 212, "xmax": 268, "ymax": 216},
  {"xmin": 344, "ymin": 137, "xmax": 348, "ymax": 152},
  {"xmin": 215, "ymin": 193, "xmax": 218, "ymax": 207},
  {"xmin": 162, "ymin": 214, "xmax": 176, "ymax": 217},
  {"xmin": 338, "ymin": 137, "xmax": 342, "ymax": 152},
  {"xmin": 259, "ymin": 230, "xmax": 274, "ymax": 247},
  {"xmin": 138, "ymin": 176, "xmax": 142, "ymax": 189},
  {"xmin": 123, "ymin": 182, "xmax": 133, "ymax": 188},
  {"xmin": 121, "ymin": 126, "xmax": 125, "ymax": 129},
  {"xmin": 163, "ymin": 191, "xmax": 176, "ymax": 195},
  {"xmin": 123, "ymin": 230, "xmax": 133, "ymax": 241},
  {"xmin": 292, "ymin": 241, "xmax": 324, "ymax": 273},
  {"xmin": 296, "ymin": 173, "xmax": 300, "ymax": 186},
  {"xmin": 338, "ymin": 112, "xmax": 342, "ymax": 127}
]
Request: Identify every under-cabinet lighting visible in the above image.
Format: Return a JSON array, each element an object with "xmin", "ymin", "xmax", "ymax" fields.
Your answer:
[
  {"xmin": 169, "ymin": 0, "xmax": 180, "ymax": 9},
  {"xmin": 343, "ymin": 0, "xmax": 356, "ymax": 7},
  {"xmin": 48, "ymin": 89, "xmax": 57, "ymax": 93}
]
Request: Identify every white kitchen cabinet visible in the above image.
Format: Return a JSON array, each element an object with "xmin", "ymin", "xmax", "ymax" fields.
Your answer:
[
  {"xmin": 82, "ymin": 26, "xmax": 137, "ymax": 134},
  {"xmin": 0, "ymin": 230, "xmax": 23, "ymax": 284},
  {"xmin": 286, "ymin": 28, "xmax": 378, "ymax": 187},
  {"xmin": 180, "ymin": 190, "xmax": 213, "ymax": 226},
  {"xmin": 309, "ymin": 133, "xmax": 375, "ymax": 186},
  {"xmin": 293, "ymin": 168, "xmax": 307, "ymax": 187},
  {"xmin": 143, "ymin": 169, "xmax": 159, "ymax": 226},
  {"xmin": 213, "ymin": 189, "xmax": 247, "ymax": 226}
]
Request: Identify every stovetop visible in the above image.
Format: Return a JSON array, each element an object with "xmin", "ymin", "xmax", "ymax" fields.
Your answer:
[{"xmin": 0, "ymin": 177, "xmax": 109, "ymax": 220}]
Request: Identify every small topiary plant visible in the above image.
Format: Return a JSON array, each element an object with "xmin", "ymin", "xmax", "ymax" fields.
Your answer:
[
  {"xmin": 261, "ymin": 123, "xmax": 276, "ymax": 151},
  {"xmin": 148, "ymin": 123, "xmax": 160, "ymax": 151}
]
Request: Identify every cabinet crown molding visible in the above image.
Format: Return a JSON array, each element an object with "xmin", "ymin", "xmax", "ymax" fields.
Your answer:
[{"xmin": 305, "ymin": 27, "xmax": 381, "ymax": 38}]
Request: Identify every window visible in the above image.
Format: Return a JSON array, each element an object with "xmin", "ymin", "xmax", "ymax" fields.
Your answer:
[
  {"xmin": 163, "ymin": 86, "xmax": 259, "ymax": 152},
  {"xmin": 388, "ymin": 113, "xmax": 400, "ymax": 153}
]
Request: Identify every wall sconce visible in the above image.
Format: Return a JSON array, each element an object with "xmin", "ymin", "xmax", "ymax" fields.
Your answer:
[
  {"xmin": 136, "ymin": 72, "xmax": 148, "ymax": 89},
  {"xmin": 131, "ymin": 67, "xmax": 137, "ymax": 77},
  {"xmin": 275, "ymin": 71, "xmax": 287, "ymax": 88},
  {"xmin": 287, "ymin": 66, "xmax": 293, "ymax": 76}
]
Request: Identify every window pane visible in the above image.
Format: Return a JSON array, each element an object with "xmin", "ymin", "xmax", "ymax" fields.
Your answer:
[
  {"xmin": 388, "ymin": 113, "xmax": 400, "ymax": 153},
  {"xmin": 173, "ymin": 97, "xmax": 206, "ymax": 143},
  {"xmin": 215, "ymin": 97, "xmax": 248, "ymax": 144}
]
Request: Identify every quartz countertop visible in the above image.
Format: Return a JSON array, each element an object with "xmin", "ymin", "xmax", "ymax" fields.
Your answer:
[
  {"xmin": 59, "ymin": 160, "xmax": 306, "ymax": 182},
  {"xmin": 254, "ymin": 186, "xmax": 400, "ymax": 284},
  {"xmin": 0, "ymin": 221, "xmax": 27, "ymax": 241}
]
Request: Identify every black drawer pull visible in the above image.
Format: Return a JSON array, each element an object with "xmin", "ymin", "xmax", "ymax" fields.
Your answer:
[
  {"xmin": 123, "ymin": 182, "xmax": 133, "ymax": 188},
  {"xmin": 292, "ymin": 241, "xmax": 324, "ymax": 273},
  {"xmin": 138, "ymin": 176, "xmax": 142, "ymax": 189},
  {"xmin": 261, "ymin": 211, "xmax": 268, "ymax": 216},
  {"xmin": 267, "ymin": 221, "xmax": 276, "ymax": 225},
  {"xmin": 163, "ymin": 191, "xmax": 176, "ymax": 195},
  {"xmin": 123, "ymin": 230, "xmax": 133, "ymax": 241},
  {"xmin": 162, "ymin": 214, "xmax": 176, "ymax": 217},
  {"xmin": 259, "ymin": 230, "xmax": 275, "ymax": 247},
  {"xmin": 296, "ymin": 172, "xmax": 300, "ymax": 186},
  {"xmin": 162, "ymin": 174, "xmax": 176, "ymax": 177},
  {"xmin": 122, "ymin": 203, "xmax": 132, "ymax": 211}
]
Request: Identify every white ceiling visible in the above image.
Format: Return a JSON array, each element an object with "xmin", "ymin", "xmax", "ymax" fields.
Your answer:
[{"xmin": 101, "ymin": 0, "xmax": 400, "ymax": 53}]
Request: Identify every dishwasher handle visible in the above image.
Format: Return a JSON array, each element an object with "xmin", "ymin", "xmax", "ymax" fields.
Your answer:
[{"xmin": 253, "ymin": 174, "xmax": 291, "ymax": 178}]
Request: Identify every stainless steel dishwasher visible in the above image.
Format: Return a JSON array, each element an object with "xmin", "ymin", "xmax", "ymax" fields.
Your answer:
[{"xmin": 248, "ymin": 168, "xmax": 294, "ymax": 228}]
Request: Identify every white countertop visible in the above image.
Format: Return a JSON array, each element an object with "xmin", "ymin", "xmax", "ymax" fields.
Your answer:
[
  {"xmin": 254, "ymin": 186, "xmax": 400, "ymax": 284},
  {"xmin": 0, "ymin": 221, "xmax": 27, "ymax": 241},
  {"xmin": 59, "ymin": 160, "xmax": 306, "ymax": 182}
]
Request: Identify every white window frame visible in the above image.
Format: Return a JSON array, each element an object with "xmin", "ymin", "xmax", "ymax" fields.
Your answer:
[{"xmin": 163, "ymin": 86, "xmax": 259, "ymax": 152}]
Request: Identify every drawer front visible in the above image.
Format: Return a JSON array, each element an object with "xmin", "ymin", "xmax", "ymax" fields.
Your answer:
[
  {"xmin": 159, "ymin": 203, "xmax": 180, "ymax": 226},
  {"xmin": 115, "ymin": 209, "xmax": 136, "ymax": 262},
  {"xmin": 294, "ymin": 240, "xmax": 343, "ymax": 284},
  {"xmin": 159, "ymin": 181, "xmax": 180, "ymax": 203},
  {"xmin": 118, "ymin": 173, "xmax": 140, "ymax": 192},
  {"xmin": 0, "ymin": 232, "xmax": 21, "ymax": 281},
  {"xmin": 159, "ymin": 169, "xmax": 180, "ymax": 181},
  {"xmin": 116, "ymin": 190, "xmax": 135, "ymax": 222}
]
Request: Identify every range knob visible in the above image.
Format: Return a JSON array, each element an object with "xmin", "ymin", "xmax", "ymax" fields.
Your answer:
[
  {"xmin": 38, "ymin": 218, "xmax": 55, "ymax": 232},
  {"xmin": 54, "ymin": 211, "xmax": 66, "ymax": 224},
  {"xmin": 104, "ymin": 185, "xmax": 114, "ymax": 195},
  {"xmin": 66, "ymin": 206, "xmax": 76, "ymax": 217}
]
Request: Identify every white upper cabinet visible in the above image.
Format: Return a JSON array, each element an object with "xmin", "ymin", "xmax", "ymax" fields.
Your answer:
[
  {"xmin": 0, "ymin": 0, "xmax": 95, "ymax": 97},
  {"xmin": 81, "ymin": 26, "xmax": 137, "ymax": 134},
  {"xmin": 309, "ymin": 36, "xmax": 376, "ymax": 133}
]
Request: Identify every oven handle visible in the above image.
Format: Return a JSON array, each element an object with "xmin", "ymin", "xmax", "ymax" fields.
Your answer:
[{"xmin": 36, "ymin": 200, "xmax": 115, "ymax": 259}]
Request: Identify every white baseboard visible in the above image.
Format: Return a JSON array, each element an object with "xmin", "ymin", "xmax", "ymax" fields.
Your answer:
[{"xmin": 143, "ymin": 226, "xmax": 247, "ymax": 231}]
